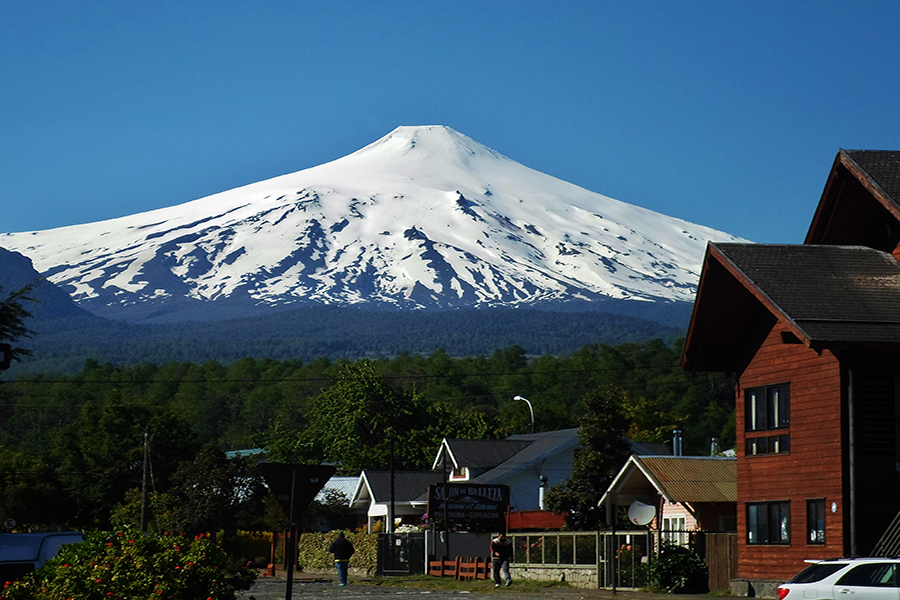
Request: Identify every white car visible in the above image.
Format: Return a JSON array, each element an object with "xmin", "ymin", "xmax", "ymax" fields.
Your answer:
[{"xmin": 777, "ymin": 557, "xmax": 900, "ymax": 599}]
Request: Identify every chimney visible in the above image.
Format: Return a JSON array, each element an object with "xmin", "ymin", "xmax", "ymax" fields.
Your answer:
[
  {"xmin": 538, "ymin": 475, "xmax": 548, "ymax": 510},
  {"xmin": 673, "ymin": 429, "xmax": 683, "ymax": 456},
  {"xmin": 711, "ymin": 437, "xmax": 719, "ymax": 456}
]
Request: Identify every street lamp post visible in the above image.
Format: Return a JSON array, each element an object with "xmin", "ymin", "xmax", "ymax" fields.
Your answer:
[{"xmin": 513, "ymin": 395, "xmax": 535, "ymax": 433}]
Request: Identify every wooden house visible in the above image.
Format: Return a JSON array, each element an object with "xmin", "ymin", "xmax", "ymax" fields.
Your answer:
[
  {"xmin": 683, "ymin": 150, "xmax": 900, "ymax": 591},
  {"xmin": 600, "ymin": 455, "xmax": 737, "ymax": 542}
]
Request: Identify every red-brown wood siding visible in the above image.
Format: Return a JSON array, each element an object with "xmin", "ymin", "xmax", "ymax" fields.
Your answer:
[
  {"xmin": 693, "ymin": 502, "xmax": 737, "ymax": 532},
  {"xmin": 736, "ymin": 322, "xmax": 845, "ymax": 583}
]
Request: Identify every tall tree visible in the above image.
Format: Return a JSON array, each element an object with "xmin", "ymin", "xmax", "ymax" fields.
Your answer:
[
  {"xmin": 0, "ymin": 284, "xmax": 36, "ymax": 363},
  {"xmin": 161, "ymin": 444, "xmax": 267, "ymax": 538},
  {"xmin": 301, "ymin": 361, "xmax": 429, "ymax": 472},
  {"xmin": 0, "ymin": 444, "xmax": 73, "ymax": 529},
  {"xmin": 51, "ymin": 399, "xmax": 197, "ymax": 527},
  {"xmin": 545, "ymin": 384, "xmax": 632, "ymax": 530}
]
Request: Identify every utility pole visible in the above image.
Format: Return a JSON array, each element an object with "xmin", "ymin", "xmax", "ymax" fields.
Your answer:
[{"xmin": 140, "ymin": 427, "xmax": 151, "ymax": 532}]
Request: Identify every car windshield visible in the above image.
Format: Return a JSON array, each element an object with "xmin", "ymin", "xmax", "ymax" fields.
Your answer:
[{"xmin": 789, "ymin": 563, "xmax": 847, "ymax": 583}]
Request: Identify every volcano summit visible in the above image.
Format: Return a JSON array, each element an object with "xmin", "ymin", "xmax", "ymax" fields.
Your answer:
[{"xmin": 1, "ymin": 126, "xmax": 744, "ymax": 323}]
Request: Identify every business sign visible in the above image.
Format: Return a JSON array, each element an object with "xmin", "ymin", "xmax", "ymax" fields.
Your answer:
[{"xmin": 426, "ymin": 483, "xmax": 509, "ymax": 532}]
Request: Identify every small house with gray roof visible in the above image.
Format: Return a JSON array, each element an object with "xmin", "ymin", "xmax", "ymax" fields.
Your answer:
[
  {"xmin": 350, "ymin": 470, "xmax": 443, "ymax": 533},
  {"xmin": 683, "ymin": 149, "xmax": 900, "ymax": 592},
  {"xmin": 432, "ymin": 428, "xmax": 668, "ymax": 515}
]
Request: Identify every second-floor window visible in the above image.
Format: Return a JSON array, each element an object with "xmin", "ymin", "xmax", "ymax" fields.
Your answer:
[{"xmin": 745, "ymin": 384, "xmax": 789, "ymax": 455}]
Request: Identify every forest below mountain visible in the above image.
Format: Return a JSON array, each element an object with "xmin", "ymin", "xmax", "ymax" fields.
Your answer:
[
  {"xmin": 0, "ymin": 338, "xmax": 735, "ymax": 530},
  {"xmin": 11, "ymin": 304, "xmax": 690, "ymax": 375}
]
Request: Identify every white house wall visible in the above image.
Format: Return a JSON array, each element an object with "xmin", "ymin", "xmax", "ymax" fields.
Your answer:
[{"xmin": 500, "ymin": 448, "xmax": 575, "ymax": 511}]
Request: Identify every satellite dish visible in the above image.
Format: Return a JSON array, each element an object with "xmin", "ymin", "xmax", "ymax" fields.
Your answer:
[{"xmin": 628, "ymin": 501, "xmax": 656, "ymax": 526}]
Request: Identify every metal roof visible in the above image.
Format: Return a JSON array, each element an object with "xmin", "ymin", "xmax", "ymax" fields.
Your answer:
[{"xmin": 601, "ymin": 455, "xmax": 736, "ymax": 506}]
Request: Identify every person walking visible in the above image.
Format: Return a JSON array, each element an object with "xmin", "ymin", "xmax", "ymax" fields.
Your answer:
[
  {"xmin": 490, "ymin": 533, "xmax": 513, "ymax": 587},
  {"xmin": 328, "ymin": 531, "xmax": 355, "ymax": 586}
]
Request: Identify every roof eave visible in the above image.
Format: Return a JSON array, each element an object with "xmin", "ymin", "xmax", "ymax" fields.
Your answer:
[
  {"xmin": 707, "ymin": 243, "xmax": 814, "ymax": 347},
  {"xmin": 806, "ymin": 149, "xmax": 900, "ymax": 245}
]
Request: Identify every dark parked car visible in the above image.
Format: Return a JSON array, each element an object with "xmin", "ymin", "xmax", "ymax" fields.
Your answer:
[{"xmin": 0, "ymin": 532, "xmax": 83, "ymax": 583}]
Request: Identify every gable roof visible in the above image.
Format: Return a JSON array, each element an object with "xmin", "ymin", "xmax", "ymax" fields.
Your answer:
[
  {"xmin": 432, "ymin": 438, "xmax": 532, "ymax": 471},
  {"xmin": 807, "ymin": 150, "xmax": 900, "ymax": 249},
  {"xmin": 600, "ymin": 455, "xmax": 736, "ymax": 507},
  {"xmin": 469, "ymin": 428, "xmax": 581, "ymax": 484},
  {"xmin": 431, "ymin": 428, "xmax": 669, "ymax": 491},
  {"xmin": 351, "ymin": 470, "xmax": 443, "ymax": 508},
  {"xmin": 683, "ymin": 242, "xmax": 900, "ymax": 371}
]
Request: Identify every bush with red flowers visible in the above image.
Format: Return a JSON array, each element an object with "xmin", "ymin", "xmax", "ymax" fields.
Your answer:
[{"xmin": 0, "ymin": 529, "xmax": 256, "ymax": 600}]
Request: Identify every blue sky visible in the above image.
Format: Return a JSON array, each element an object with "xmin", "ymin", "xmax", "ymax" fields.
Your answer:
[{"xmin": 2, "ymin": 1, "xmax": 899, "ymax": 243}]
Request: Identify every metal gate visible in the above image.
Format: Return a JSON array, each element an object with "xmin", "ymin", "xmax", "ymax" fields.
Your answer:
[{"xmin": 377, "ymin": 532, "xmax": 426, "ymax": 576}]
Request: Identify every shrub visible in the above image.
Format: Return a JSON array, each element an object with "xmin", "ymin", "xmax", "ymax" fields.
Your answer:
[
  {"xmin": 0, "ymin": 529, "xmax": 256, "ymax": 600},
  {"xmin": 295, "ymin": 531, "xmax": 377, "ymax": 575},
  {"xmin": 646, "ymin": 543, "xmax": 708, "ymax": 594}
]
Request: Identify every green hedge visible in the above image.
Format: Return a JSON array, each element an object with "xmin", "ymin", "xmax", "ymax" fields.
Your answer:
[{"xmin": 296, "ymin": 531, "xmax": 378, "ymax": 575}]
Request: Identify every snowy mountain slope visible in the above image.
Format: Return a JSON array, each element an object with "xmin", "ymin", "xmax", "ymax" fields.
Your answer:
[{"xmin": 1, "ymin": 126, "xmax": 746, "ymax": 322}]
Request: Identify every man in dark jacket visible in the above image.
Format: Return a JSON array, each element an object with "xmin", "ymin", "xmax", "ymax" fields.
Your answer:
[
  {"xmin": 490, "ymin": 533, "xmax": 513, "ymax": 587},
  {"xmin": 328, "ymin": 531, "xmax": 355, "ymax": 586}
]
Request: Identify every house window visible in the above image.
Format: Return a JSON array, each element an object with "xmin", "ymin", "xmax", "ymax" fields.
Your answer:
[
  {"xmin": 747, "ymin": 501, "xmax": 790, "ymax": 545},
  {"xmin": 807, "ymin": 499, "xmax": 825, "ymax": 544},
  {"xmin": 662, "ymin": 516, "xmax": 687, "ymax": 546},
  {"xmin": 746, "ymin": 435, "xmax": 790, "ymax": 456},
  {"xmin": 745, "ymin": 384, "xmax": 789, "ymax": 455}
]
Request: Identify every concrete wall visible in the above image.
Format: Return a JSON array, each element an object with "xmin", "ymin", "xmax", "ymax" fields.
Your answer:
[{"xmin": 730, "ymin": 579, "xmax": 781, "ymax": 598}]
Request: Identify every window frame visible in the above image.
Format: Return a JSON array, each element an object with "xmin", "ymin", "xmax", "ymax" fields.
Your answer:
[
  {"xmin": 745, "ymin": 384, "xmax": 790, "ymax": 456},
  {"xmin": 807, "ymin": 498, "xmax": 826, "ymax": 545},
  {"xmin": 746, "ymin": 383, "xmax": 790, "ymax": 432},
  {"xmin": 747, "ymin": 501, "xmax": 791, "ymax": 545}
]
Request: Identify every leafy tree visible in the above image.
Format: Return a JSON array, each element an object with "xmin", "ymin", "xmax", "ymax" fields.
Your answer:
[
  {"xmin": 273, "ymin": 360, "xmax": 500, "ymax": 472},
  {"xmin": 301, "ymin": 361, "xmax": 430, "ymax": 472},
  {"xmin": 0, "ymin": 284, "xmax": 36, "ymax": 363},
  {"xmin": 545, "ymin": 385, "xmax": 632, "ymax": 530},
  {"xmin": 50, "ymin": 399, "xmax": 198, "ymax": 528},
  {"xmin": 161, "ymin": 444, "xmax": 267, "ymax": 538},
  {"xmin": 0, "ymin": 444, "xmax": 73, "ymax": 529},
  {"xmin": 110, "ymin": 446, "xmax": 271, "ymax": 551},
  {"xmin": 300, "ymin": 489, "xmax": 354, "ymax": 532}
]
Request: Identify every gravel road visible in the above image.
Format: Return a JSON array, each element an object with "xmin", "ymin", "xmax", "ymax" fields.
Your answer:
[{"xmin": 238, "ymin": 575, "xmax": 717, "ymax": 600}]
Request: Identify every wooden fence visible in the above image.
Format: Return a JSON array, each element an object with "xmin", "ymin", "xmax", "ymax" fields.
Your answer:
[
  {"xmin": 700, "ymin": 532, "xmax": 737, "ymax": 593},
  {"xmin": 428, "ymin": 556, "xmax": 491, "ymax": 580}
]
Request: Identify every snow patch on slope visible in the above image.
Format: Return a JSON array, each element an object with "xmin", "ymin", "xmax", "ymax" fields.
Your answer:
[{"xmin": 0, "ymin": 126, "xmax": 746, "ymax": 321}]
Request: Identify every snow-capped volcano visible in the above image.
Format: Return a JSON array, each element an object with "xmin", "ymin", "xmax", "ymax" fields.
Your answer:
[{"xmin": 1, "ymin": 126, "xmax": 745, "ymax": 322}]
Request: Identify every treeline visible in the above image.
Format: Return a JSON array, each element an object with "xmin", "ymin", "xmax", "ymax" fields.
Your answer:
[
  {"xmin": 0, "ymin": 339, "xmax": 734, "ymax": 531},
  {"xmin": 14, "ymin": 306, "xmax": 686, "ymax": 375}
]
